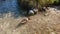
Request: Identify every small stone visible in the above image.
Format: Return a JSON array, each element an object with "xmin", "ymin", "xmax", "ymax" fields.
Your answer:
[
  {"xmin": 21, "ymin": 18, "xmax": 29, "ymax": 24},
  {"xmin": 44, "ymin": 13, "xmax": 49, "ymax": 16},
  {"xmin": 50, "ymin": 32, "xmax": 56, "ymax": 34},
  {"xmin": 28, "ymin": 17, "xmax": 31, "ymax": 20}
]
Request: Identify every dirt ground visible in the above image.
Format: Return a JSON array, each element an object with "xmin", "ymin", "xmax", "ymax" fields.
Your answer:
[{"xmin": 0, "ymin": 6, "xmax": 60, "ymax": 34}]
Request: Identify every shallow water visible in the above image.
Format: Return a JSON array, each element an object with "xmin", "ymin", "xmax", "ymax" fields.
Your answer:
[{"xmin": 0, "ymin": 0, "xmax": 21, "ymax": 18}]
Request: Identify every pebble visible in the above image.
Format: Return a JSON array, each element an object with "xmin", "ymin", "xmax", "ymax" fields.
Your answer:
[
  {"xmin": 50, "ymin": 32, "xmax": 56, "ymax": 34},
  {"xmin": 44, "ymin": 13, "xmax": 49, "ymax": 16},
  {"xmin": 20, "ymin": 18, "xmax": 29, "ymax": 24}
]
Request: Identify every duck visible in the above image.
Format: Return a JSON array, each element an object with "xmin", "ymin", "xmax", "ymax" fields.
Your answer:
[
  {"xmin": 33, "ymin": 8, "xmax": 38, "ymax": 14},
  {"xmin": 28, "ymin": 9, "xmax": 34, "ymax": 16}
]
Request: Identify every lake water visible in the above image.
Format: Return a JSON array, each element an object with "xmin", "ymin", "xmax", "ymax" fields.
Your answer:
[{"xmin": 0, "ymin": 0, "xmax": 22, "ymax": 18}]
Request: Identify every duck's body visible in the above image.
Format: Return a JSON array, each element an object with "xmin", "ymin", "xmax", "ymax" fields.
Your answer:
[{"xmin": 33, "ymin": 8, "xmax": 38, "ymax": 14}]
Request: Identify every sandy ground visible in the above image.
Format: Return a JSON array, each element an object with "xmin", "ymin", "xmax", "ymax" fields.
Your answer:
[{"xmin": 0, "ymin": 6, "xmax": 60, "ymax": 34}]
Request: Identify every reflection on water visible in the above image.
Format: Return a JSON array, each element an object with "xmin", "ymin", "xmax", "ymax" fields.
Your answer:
[{"xmin": 0, "ymin": 0, "xmax": 21, "ymax": 18}]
